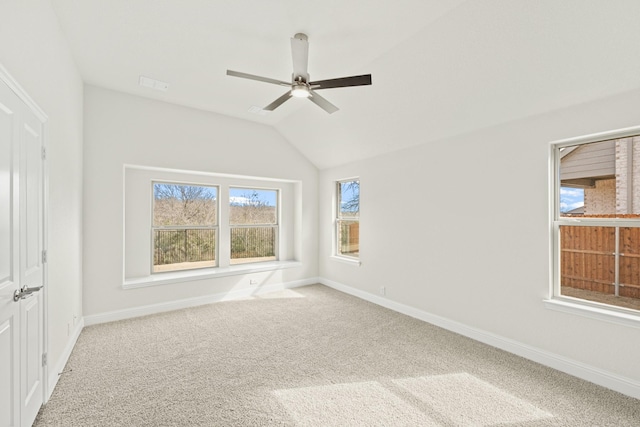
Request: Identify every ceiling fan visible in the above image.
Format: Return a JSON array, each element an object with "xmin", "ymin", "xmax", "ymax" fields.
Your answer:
[{"xmin": 227, "ymin": 33, "xmax": 372, "ymax": 114}]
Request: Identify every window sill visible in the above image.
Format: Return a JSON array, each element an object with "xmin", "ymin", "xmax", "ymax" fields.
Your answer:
[
  {"xmin": 543, "ymin": 298, "xmax": 640, "ymax": 329},
  {"xmin": 330, "ymin": 255, "xmax": 361, "ymax": 266},
  {"xmin": 123, "ymin": 260, "xmax": 302, "ymax": 290}
]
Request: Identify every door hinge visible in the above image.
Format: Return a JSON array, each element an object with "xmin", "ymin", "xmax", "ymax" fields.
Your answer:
[
  {"xmin": 42, "ymin": 353, "xmax": 47, "ymax": 367},
  {"xmin": 41, "ymin": 147, "xmax": 46, "ymax": 160},
  {"xmin": 42, "ymin": 250, "xmax": 47, "ymax": 263}
]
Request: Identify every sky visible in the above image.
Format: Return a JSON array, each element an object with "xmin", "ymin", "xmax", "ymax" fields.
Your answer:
[
  {"xmin": 339, "ymin": 180, "xmax": 360, "ymax": 214},
  {"xmin": 230, "ymin": 188, "xmax": 277, "ymax": 206},
  {"xmin": 560, "ymin": 187, "xmax": 584, "ymax": 212},
  {"xmin": 154, "ymin": 183, "xmax": 278, "ymax": 206}
]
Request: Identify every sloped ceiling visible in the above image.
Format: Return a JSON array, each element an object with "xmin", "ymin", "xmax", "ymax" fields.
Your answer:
[{"xmin": 51, "ymin": 0, "xmax": 640, "ymax": 169}]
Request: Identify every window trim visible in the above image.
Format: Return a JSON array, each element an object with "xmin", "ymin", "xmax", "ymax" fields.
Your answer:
[
  {"xmin": 123, "ymin": 260, "xmax": 302, "ymax": 289},
  {"xmin": 330, "ymin": 255, "xmax": 361, "ymax": 267},
  {"xmin": 335, "ymin": 178, "xmax": 360, "ymax": 260},
  {"xmin": 543, "ymin": 298, "xmax": 640, "ymax": 329},
  {"xmin": 549, "ymin": 125, "xmax": 640, "ymax": 324},
  {"xmin": 151, "ymin": 181, "xmax": 220, "ymax": 274}
]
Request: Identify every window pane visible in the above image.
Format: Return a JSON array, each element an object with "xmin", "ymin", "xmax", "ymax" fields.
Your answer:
[
  {"xmin": 560, "ymin": 225, "xmax": 640, "ymax": 311},
  {"xmin": 338, "ymin": 180, "xmax": 359, "ymax": 218},
  {"xmin": 559, "ymin": 137, "xmax": 640, "ymax": 217},
  {"xmin": 338, "ymin": 220, "xmax": 359, "ymax": 257},
  {"xmin": 152, "ymin": 183, "xmax": 217, "ymax": 273},
  {"xmin": 153, "ymin": 183, "xmax": 217, "ymax": 226},
  {"xmin": 230, "ymin": 188, "xmax": 277, "ymax": 225},
  {"xmin": 337, "ymin": 179, "xmax": 360, "ymax": 258},
  {"xmin": 153, "ymin": 229, "xmax": 216, "ymax": 272},
  {"xmin": 229, "ymin": 187, "xmax": 278, "ymax": 264}
]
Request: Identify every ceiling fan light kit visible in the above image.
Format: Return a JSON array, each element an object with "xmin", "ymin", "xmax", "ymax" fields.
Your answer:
[
  {"xmin": 291, "ymin": 84, "xmax": 310, "ymax": 98},
  {"xmin": 227, "ymin": 33, "xmax": 372, "ymax": 114}
]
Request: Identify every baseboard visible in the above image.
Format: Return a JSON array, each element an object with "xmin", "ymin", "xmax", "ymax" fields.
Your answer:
[
  {"xmin": 84, "ymin": 277, "xmax": 319, "ymax": 326},
  {"xmin": 319, "ymin": 277, "xmax": 640, "ymax": 400},
  {"xmin": 46, "ymin": 317, "xmax": 85, "ymax": 402}
]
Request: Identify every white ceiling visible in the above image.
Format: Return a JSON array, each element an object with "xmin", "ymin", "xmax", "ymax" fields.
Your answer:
[{"xmin": 51, "ymin": 0, "xmax": 640, "ymax": 169}]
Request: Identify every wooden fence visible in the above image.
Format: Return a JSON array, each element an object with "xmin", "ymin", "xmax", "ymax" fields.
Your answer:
[
  {"xmin": 338, "ymin": 221, "xmax": 359, "ymax": 256},
  {"xmin": 560, "ymin": 215, "xmax": 640, "ymax": 299}
]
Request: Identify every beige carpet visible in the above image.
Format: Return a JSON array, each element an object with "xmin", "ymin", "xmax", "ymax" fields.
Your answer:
[{"xmin": 35, "ymin": 284, "xmax": 640, "ymax": 426}]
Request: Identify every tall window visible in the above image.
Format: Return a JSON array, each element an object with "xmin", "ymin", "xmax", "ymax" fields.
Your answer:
[
  {"xmin": 152, "ymin": 182, "xmax": 218, "ymax": 273},
  {"xmin": 336, "ymin": 179, "xmax": 360, "ymax": 258},
  {"xmin": 553, "ymin": 130, "xmax": 640, "ymax": 313},
  {"xmin": 229, "ymin": 188, "xmax": 278, "ymax": 265}
]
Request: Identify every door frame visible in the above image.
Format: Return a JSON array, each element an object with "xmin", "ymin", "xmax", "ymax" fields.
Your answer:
[{"xmin": 0, "ymin": 63, "xmax": 50, "ymax": 405}]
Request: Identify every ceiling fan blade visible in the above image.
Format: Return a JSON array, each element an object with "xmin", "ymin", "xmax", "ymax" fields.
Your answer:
[
  {"xmin": 310, "ymin": 74, "xmax": 372, "ymax": 90},
  {"xmin": 290, "ymin": 33, "xmax": 309, "ymax": 81},
  {"xmin": 263, "ymin": 91, "xmax": 293, "ymax": 111},
  {"xmin": 226, "ymin": 70, "xmax": 290, "ymax": 87},
  {"xmin": 308, "ymin": 90, "xmax": 339, "ymax": 114}
]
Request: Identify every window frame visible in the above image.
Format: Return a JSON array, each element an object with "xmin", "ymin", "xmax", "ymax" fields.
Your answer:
[
  {"xmin": 228, "ymin": 186, "xmax": 280, "ymax": 265},
  {"xmin": 549, "ymin": 125, "xmax": 640, "ymax": 324},
  {"xmin": 335, "ymin": 178, "xmax": 360, "ymax": 260},
  {"xmin": 150, "ymin": 180, "xmax": 220, "ymax": 274}
]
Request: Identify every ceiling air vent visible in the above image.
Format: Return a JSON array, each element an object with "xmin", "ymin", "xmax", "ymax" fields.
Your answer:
[{"xmin": 139, "ymin": 76, "xmax": 169, "ymax": 92}]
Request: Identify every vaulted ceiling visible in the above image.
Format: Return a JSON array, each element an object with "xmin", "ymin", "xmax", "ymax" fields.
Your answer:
[{"xmin": 51, "ymin": 0, "xmax": 640, "ymax": 169}]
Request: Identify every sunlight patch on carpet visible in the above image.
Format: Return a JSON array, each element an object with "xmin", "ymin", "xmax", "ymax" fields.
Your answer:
[
  {"xmin": 273, "ymin": 381, "xmax": 439, "ymax": 426},
  {"xmin": 393, "ymin": 373, "xmax": 554, "ymax": 426}
]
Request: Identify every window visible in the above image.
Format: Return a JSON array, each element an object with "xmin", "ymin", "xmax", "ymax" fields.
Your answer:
[
  {"xmin": 553, "ymin": 129, "xmax": 640, "ymax": 314},
  {"xmin": 336, "ymin": 179, "xmax": 360, "ymax": 258},
  {"xmin": 230, "ymin": 187, "xmax": 278, "ymax": 265},
  {"xmin": 124, "ymin": 166, "xmax": 300, "ymax": 287},
  {"xmin": 152, "ymin": 182, "xmax": 218, "ymax": 273}
]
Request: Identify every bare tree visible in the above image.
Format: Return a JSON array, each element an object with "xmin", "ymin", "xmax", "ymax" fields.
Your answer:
[
  {"xmin": 230, "ymin": 190, "xmax": 276, "ymax": 224},
  {"xmin": 154, "ymin": 184, "xmax": 217, "ymax": 226},
  {"xmin": 340, "ymin": 180, "xmax": 360, "ymax": 215}
]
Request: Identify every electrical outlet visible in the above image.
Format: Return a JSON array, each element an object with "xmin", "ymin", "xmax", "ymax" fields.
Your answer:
[
  {"xmin": 380, "ymin": 286, "xmax": 386, "ymax": 296},
  {"xmin": 67, "ymin": 321, "xmax": 72, "ymax": 337},
  {"xmin": 250, "ymin": 279, "xmax": 258, "ymax": 285}
]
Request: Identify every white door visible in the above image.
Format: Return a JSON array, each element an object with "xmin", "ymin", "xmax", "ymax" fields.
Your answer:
[
  {"xmin": 18, "ymin": 89, "xmax": 44, "ymax": 427},
  {"xmin": 0, "ymin": 70, "xmax": 22, "ymax": 427},
  {"xmin": 0, "ymin": 77, "xmax": 45, "ymax": 427}
]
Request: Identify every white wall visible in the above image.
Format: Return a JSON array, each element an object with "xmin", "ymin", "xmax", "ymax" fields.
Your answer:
[
  {"xmin": 0, "ymin": 0, "xmax": 84, "ymax": 388},
  {"xmin": 83, "ymin": 86, "xmax": 318, "ymax": 316},
  {"xmin": 319, "ymin": 89, "xmax": 640, "ymax": 387}
]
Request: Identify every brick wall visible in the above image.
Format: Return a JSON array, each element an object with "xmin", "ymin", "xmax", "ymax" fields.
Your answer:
[
  {"xmin": 584, "ymin": 178, "xmax": 616, "ymax": 214},
  {"xmin": 615, "ymin": 136, "xmax": 640, "ymax": 214}
]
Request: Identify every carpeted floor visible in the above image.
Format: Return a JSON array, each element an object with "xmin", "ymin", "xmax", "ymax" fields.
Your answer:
[{"xmin": 35, "ymin": 284, "xmax": 640, "ymax": 426}]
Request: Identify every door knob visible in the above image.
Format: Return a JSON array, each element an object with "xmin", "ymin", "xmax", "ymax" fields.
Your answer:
[{"xmin": 13, "ymin": 285, "xmax": 43, "ymax": 302}]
